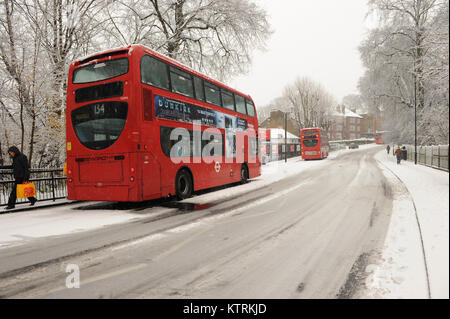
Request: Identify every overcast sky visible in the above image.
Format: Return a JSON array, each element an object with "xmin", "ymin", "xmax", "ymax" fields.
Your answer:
[{"xmin": 229, "ymin": 0, "xmax": 377, "ymax": 108}]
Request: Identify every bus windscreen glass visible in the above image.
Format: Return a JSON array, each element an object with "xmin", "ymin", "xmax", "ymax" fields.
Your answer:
[
  {"xmin": 73, "ymin": 58, "xmax": 129, "ymax": 84},
  {"xmin": 302, "ymin": 139, "xmax": 318, "ymax": 147},
  {"xmin": 71, "ymin": 102, "xmax": 128, "ymax": 150}
]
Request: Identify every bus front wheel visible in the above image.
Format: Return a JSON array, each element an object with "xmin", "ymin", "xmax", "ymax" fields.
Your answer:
[{"xmin": 175, "ymin": 169, "xmax": 193, "ymax": 200}]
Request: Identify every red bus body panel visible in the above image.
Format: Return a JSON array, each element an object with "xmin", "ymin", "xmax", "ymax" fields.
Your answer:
[{"xmin": 66, "ymin": 45, "xmax": 261, "ymax": 202}]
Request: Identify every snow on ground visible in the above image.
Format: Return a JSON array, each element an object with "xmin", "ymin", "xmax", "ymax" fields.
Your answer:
[
  {"xmin": 368, "ymin": 150, "xmax": 449, "ymax": 299},
  {"xmin": 0, "ymin": 144, "xmax": 379, "ymax": 251},
  {"xmin": 0, "ymin": 204, "xmax": 170, "ymax": 249}
]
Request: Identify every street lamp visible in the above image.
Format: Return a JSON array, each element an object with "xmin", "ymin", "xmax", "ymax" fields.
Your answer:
[
  {"xmin": 413, "ymin": 60, "xmax": 417, "ymax": 165},
  {"xmin": 284, "ymin": 111, "xmax": 287, "ymax": 163}
]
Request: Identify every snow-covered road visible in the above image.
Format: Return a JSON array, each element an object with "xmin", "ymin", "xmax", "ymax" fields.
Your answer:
[{"xmin": 0, "ymin": 143, "xmax": 446, "ymax": 299}]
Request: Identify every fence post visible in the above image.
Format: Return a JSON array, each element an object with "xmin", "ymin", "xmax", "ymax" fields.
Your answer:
[
  {"xmin": 438, "ymin": 145, "xmax": 440, "ymax": 169},
  {"xmin": 425, "ymin": 146, "xmax": 428, "ymax": 166},
  {"xmin": 51, "ymin": 170, "xmax": 56, "ymax": 202}
]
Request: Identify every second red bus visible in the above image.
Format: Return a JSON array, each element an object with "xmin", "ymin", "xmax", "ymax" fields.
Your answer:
[{"xmin": 300, "ymin": 128, "xmax": 329, "ymax": 160}]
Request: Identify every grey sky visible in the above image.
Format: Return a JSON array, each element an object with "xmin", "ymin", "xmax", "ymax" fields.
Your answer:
[{"xmin": 229, "ymin": 0, "xmax": 376, "ymax": 109}]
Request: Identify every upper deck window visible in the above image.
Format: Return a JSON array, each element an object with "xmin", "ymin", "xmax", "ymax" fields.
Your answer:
[
  {"xmin": 302, "ymin": 130, "xmax": 319, "ymax": 136},
  {"xmin": 235, "ymin": 94, "xmax": 247, "ymax": 115},
  {"xmin": 170, "ymin": 66, "xmax": 194, "ymax": 98},
  {"xmin": 246, "ymin": 99, "xmax": 255, "ymax": 117},
  {"xmin": 205, "ymin": 82, "xmax": 221, "ymax": 107},
  {"xmin": 194, "ymin": 77, "xmax": 205, "ymax": 101},
  {"xmin": 221, "ymin": 90, "xmax": 235, "ymax": 111},
  {"xmin": 141, "ymin": 55, "xmax": 170, "ymax": 90},
  {"xmin": 73, "ymin": 58, "xmax": 128, "ymax": 84}
]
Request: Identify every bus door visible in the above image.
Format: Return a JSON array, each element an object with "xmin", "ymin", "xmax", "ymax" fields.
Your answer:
[
  {"xmin": 140, "ymin": 151, "xmax": 161, "ymax": 199},
  {"xmin": 140, "ymin": 87, "xmax": 161, "ymax": 199}
]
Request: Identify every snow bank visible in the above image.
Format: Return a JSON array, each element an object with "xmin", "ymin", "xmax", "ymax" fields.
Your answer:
[{"xmin": 372, "ymin": 150, "xmax": 449, "ymax": 299}]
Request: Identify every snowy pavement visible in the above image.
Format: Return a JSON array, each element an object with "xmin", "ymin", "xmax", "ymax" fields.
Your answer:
[{"xmin": 367, "ymin": 150, "xmax": 449, "ymax": 299}]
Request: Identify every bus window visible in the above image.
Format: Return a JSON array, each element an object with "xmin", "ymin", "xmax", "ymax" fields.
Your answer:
[
  {"xmin": 141, "ymin": 55, "xmax": 170, "ymax": 90},
  {"xmin": 221, "ymin": 90, "xmax": 235, "ymax": 111},
  {"xmin": 72, "ymin": 101, "xmax": 128, "ymax": 150},
  {"xmin": 303, "ymin": 139, "xmax": 318, "ymax": 147},
  {"xmin": 170, "ymin": 66, "xmax": 194, "ymax": 98},
  {"xmin": 205, "ymin": 82, "xmax": 221, "ymax": 107},
  {"xmin": 246, "ymin": 99, "xmax": 255, "ymax": 117},
  {"xmin": 73, "ymin": 58, "xmax": 128, "ymax": 84},
  {"xmin": 194, "ymin": 76, "xmax": 205, "ymax": 101},
  {"xmin": 235, "ymin": 94, "xmax": 246, "ymax": 115}
]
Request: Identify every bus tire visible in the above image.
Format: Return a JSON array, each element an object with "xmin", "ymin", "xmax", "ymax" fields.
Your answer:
[
  {"xmin": 240, "ymin": 164, "xmax": 249, "ymax": 184},
  {"xmin": 175, "ymin": 169, "xmax": 193, "ymax": 200}
]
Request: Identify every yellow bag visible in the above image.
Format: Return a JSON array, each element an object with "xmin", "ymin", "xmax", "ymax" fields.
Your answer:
[{"xmin": 17, "ymin": 182, "xmax": 36, "ymax": 198}]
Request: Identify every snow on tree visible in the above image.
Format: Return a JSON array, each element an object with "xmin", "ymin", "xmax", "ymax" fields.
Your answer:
[
  {"xmin": 358, "ymin": 0, "xmax": 449, "ymax": 145},
  {"xmin": 98, "ymin": 0, "xmax": 271, "ymax": 82},
  {"xmin": 258, "ymin": 77, "xmax": 337, "ymax": 133},
  {"xmin": 0, "ymin": 0, "xmax": 271, "ymax": 167}
]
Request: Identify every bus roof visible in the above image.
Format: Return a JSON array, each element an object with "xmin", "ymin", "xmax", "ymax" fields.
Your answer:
[
  {"xmin": 71, "ymin": 44, "xmax": 253, "ymax": 103},
  {"xmin": 301, "ymin": 128, "xmax": 321, "ymax": 131}
]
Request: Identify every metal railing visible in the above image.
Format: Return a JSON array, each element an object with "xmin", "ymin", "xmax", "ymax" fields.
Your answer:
[
  {"xmin": 403, "ymin": 144, "xmax": 449, "ymax": 172},
  {"xmin": 0, "ymin": 168, "xmax": 67, "ymax": 207}
]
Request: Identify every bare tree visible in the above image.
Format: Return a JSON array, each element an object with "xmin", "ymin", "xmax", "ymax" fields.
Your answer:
[
  {"xmin": 359, "ymin": 0, "xmax": 448, "ymax": 144},
  {"xmin": 100, "ymin": 0, "xmax": 271, "ymax": 81},
  {"xmin": 283, "ymin": 77, "xmax": 336, "ymax": 131}
]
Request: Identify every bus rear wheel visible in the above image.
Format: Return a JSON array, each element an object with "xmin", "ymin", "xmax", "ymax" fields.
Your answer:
[
  {"xmin": 240, "ymin": 164, "xmax": 249, "ymax": 184},
  {"xmin": 175, "ymin": 169, "xmax": 193, "ymax": 200}
]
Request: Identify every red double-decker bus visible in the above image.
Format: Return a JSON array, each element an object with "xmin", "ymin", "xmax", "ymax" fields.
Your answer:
[
  {"xmin": 66, "ymin": 45, "xmax": 261, "ymax": 202},
  {"xmin": 300, "ymin": 128, "xmax": 329, "ymax": 160},
  {"xmin": 375, "ymin": 131, "xmax": 391, "ymax": 144}
]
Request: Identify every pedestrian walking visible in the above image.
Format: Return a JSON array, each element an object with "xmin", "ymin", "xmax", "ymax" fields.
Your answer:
[
  {"xmin": 386, "ymin": 145, "xmax": 391, "ymax": 155},
  {"xmin": 0, "ymin": 146, "xmax": 37, "ymax": 210},
  {"xmin": 394, "ymin": 146, "xmax": 402, "ymax": 165}
]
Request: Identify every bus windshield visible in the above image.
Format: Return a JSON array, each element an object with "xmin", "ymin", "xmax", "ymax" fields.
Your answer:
[
  {"xmin": 303, "ymin": 139, "xmax": 318, "ymax": 147},
  {"xmin": 73, "ymin": 58, "xmax": 129, "ymax": 84},
  {"xmin": 71, "ymin": 102, "xmax": 128, "ymax": 150}
]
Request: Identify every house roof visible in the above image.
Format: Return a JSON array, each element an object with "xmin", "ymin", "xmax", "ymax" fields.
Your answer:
[
  {"xmin": 269, "ymin": 128, "xmax": 299, "ymax": 139},
  {"xmin": 332, "ymin": 107, "xmax": 363, "ymax": 119}
]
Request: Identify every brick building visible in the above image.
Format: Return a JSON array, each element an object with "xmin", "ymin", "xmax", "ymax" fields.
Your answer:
[
  {"xmin": 259, "ymin": 110, "xmax": 300, "ymax": 137},
  {"xmin": 329, "ymin": 105, "xmax": 363, "ymax": 140}
]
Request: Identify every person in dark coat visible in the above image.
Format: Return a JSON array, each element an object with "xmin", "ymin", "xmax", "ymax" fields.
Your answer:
[
  {"xmin": 0, "ymin": 146, "xmax": 37, "ymax": 210},
  {"xmin": 386, "ymin": 144, "xmax": 391, "ymax": 154}
]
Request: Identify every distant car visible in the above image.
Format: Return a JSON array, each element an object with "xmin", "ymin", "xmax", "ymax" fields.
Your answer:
[{"xmin": 349, "ymin": 143, "xmax": 359, "ymax": 149}]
